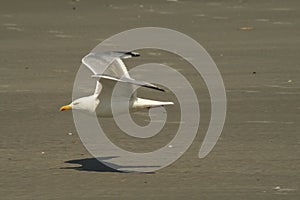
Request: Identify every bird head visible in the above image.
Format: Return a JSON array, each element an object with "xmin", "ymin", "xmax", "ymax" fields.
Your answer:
[
  {"xmin": 60, "ymin": 96, "xmax": 99, "ymax": 113},
  {"xmin": 60, "ymin": 100, "xmax": 81, "ymax": 111}
]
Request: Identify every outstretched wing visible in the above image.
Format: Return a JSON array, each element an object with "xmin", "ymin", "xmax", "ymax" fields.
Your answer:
[
  {"xmin": 81, "ymin": 51, "xmax": 166, "ymax": 116},
  {"xmin": 82, "ymin": 51, "xmax": 164, "ymax": 98},
  {"xmin": 82, "ymin": 51, "xmax": 139, "ymax": 77},
  {"xmin": 92, "ymin": 74, "xmax": 164, "ymax": 92},
  {"xmin": 82, "ymin": 51, "xmax": 140, "ymax": 98}
]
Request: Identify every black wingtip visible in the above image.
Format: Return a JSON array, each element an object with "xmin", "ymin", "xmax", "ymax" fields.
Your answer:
[
  {"xmin": 144, "ymin": 85, "xmax": 165, "ymax": 92},
  {"xmin": 126, "ymin": 51, "xmax": 140, "ymax": 57},
  {"xmin": 156, "ymin": 87, "xmax": 165, "ymax": 92}
]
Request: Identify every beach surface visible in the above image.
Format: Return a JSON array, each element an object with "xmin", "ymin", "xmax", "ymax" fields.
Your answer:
[{"xmin": 0, "ymin": 0, "xmax": 299, "ymax": 199}]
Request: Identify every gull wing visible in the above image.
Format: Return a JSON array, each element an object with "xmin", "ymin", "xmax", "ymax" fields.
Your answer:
[
  {"xmin": 82, "ymin": 51, "xmax": 164, "ymax": 99},
  {"xmin": 81, "ymin": 51, "xmax": 167, "ymax": 116},
  {"xmin": 82, "ymin": 51, "xmax": 140, "ymax": 77},
  {"xmin": 82, "ymin": 51, "xmax": 139, "ymax": 98},
  {"xmin": 92, "ymin": 74, "xmax": 164, "ymax": 92}
]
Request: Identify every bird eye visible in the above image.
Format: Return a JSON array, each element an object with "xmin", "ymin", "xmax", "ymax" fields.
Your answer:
[{"xmin": 73, "ymin": 102, "xmax": 79, "ymax": 105}]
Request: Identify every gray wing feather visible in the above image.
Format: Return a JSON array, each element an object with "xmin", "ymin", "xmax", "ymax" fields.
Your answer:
[
  {"xmin": 81, "ymin": 51, "xmax": 139, "ymax": 76},
  {"xmin": 81, "ymin": 51, "xmax": 141, "ymax": 98},
  {"xmin": 92, "ymin": 74, "xmax": 165, "ymax": 92}
]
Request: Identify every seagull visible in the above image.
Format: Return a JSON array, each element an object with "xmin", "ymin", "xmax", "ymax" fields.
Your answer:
[{"xmin": 60, "ymin": 51, "xmax": 174, "ymax": 117}]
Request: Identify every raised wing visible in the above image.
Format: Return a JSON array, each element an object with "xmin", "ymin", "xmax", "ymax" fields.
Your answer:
[
  {"xmin": 81, "ymin": 51, "xmax": 166, "ymax": 116},
  {"xmin": 82, "ymin": 51, "xmax": 140, "ymax": 77},
  {"xmin": 82, "ymin": 51, "xmax": 164, "ymax": 98},
  {"xmin": 92, "ymin": 74, "xmax": 164, "ymax": 92},
  {"xmin": 82, "ymin": 51, "xmax": 140, "ymax": 98}
]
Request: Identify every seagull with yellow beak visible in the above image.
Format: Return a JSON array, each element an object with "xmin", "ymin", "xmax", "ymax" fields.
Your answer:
[{"xmin": 60, "ymin": 51, "xmax": 173, "ymax": 117}]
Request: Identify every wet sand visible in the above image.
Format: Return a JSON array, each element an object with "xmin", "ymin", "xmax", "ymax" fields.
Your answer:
[{"xmin": 0, "ymin": 0, "xmax": 299, "ymax": 199}]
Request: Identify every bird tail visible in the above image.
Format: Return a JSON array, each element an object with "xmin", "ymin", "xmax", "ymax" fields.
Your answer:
[{"xmin": 132, "ymin": 98, "xmax": 174, "ymax": 109}]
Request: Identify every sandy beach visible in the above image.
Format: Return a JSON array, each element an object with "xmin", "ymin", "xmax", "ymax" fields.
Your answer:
[{"xmin": 0, "ymin": 0, "xmax": 299, "ymax": 199}]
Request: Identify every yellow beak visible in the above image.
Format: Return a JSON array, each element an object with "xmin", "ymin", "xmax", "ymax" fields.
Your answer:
[{"xmin": 60, "ymin": 105, "xmax": 72, "ymax": 111}]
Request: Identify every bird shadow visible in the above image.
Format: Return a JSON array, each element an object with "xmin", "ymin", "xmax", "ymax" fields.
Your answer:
[
  {"xmin": 61, "ymin": 157, "xmax": 156, "ymax": 174},
  {"xmin": 61, "ymin": 157, "xmax": 121, "ymax": 173}
]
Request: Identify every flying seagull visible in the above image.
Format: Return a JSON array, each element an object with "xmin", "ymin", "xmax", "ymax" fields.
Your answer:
[{"xmin": 60, "ymin": 51, "xmax": 174, "ymax": 117}]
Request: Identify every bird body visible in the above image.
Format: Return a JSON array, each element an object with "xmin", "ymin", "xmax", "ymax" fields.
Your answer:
[{"xmin": 60, "ymin": 51, "xmax": 174, "ymax": 116}]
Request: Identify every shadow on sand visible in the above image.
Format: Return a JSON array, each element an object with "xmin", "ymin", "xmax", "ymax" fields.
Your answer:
[
  {"xmin": 62, "ymin": 156, "xmax": 157, "ymax": 173},
  {"xmin": 62, "ymin": 157, "xmax": 121, "ymax": 173}
]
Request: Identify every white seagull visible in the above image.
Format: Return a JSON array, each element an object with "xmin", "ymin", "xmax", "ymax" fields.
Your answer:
[{"xmin": 60, "ymin": 51, "xmax": 174, "ymax": 117}]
